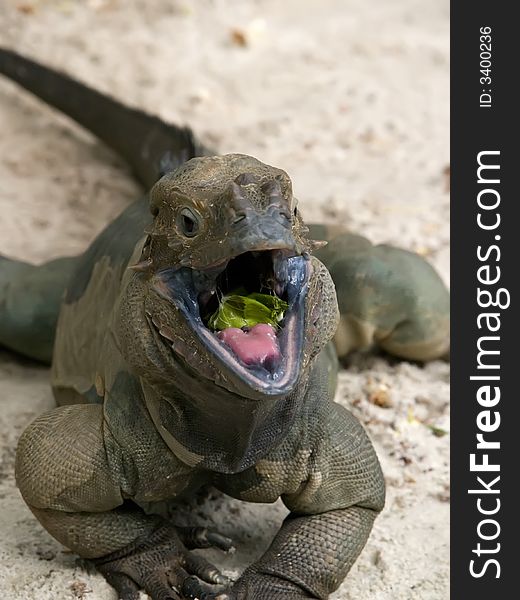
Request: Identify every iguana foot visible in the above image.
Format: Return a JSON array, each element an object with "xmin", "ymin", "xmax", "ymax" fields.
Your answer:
[
  {"xmin": 93, "ymin": 524, "xmax": 234, "ymax": 600},
  {"xmin": 181, "ymin": 573, "xmax": 312, "ymax": 600}
]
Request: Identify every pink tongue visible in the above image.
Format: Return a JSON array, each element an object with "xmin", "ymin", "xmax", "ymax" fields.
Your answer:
[{"xmin": 217, "ymin": 323, "xmax": 281, "ymax": 367}]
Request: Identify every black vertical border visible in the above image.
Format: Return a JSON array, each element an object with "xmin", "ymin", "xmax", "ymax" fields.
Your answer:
[{"xmin": 451, "ymin": 2, "xmax": 517, "ymax": 597}]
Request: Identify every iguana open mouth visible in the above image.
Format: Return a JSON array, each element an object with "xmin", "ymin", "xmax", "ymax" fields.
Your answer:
[{"xmin": 152, "ymin": 249, "xmax": 310, "ymax": 395}]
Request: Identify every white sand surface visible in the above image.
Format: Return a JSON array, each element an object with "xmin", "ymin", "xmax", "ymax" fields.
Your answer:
[{"xmin": 0, "ymin": 1, "xmax": 449, "ymax": 598}]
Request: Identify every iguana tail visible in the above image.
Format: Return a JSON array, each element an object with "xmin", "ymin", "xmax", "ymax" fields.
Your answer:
[
  {"xmin": 308, "ymin": 225, "xmax": 450, "ymax": 362},
  {"xmin": 0, "ymin": 48, "xmax": 213, "ymax": 362},
  {"xmin": 0, "ymin": 255, "xmax": 78, "ymax": 363},
  {"xmin": 0, "ymin": 47, "xmax": 210, "ymax": 189}
]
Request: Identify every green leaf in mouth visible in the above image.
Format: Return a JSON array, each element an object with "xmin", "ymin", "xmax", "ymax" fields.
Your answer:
[{"xmin": 208, "ymin": 290, "xmax": 289, "ymax": 331}]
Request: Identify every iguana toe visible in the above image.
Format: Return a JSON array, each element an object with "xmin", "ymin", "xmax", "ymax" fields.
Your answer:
[{"xmin": 176, "ymin": 526, "xmax": 235, "ymax": 553}]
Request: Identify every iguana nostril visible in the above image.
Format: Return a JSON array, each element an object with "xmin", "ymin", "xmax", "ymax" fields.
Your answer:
[{"xmin": 232, "ymin": 212, "xmax": 247, "ymax": 225}]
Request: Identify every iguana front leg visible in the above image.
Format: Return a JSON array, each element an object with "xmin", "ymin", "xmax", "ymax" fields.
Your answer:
[
  {"xmin": 15, "ymin": 404, "xmax": 232, "ymax": 599},
  {"xmin": 224, "ymin": 507, "xmax": 376, "ymax": 599},
  {"xmin": 213, "ymin": 402, "xmax": 385, "ymax": 600}
]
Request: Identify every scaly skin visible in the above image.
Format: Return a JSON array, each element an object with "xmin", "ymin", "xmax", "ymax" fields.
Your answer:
[{"xmin": 0, "ymin": 49, "xmax": 449, "ymax": 599}]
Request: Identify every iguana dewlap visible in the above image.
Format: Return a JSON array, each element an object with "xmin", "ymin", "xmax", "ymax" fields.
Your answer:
[{"xmin": 0, "ymin": 48, "xmax": 449, "ymax": 600}]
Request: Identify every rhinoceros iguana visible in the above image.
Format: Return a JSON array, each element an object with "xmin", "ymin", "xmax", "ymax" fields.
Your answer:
[{"xmin": 0, "ymin": 48, "xmax": 449, "ymax": 600}]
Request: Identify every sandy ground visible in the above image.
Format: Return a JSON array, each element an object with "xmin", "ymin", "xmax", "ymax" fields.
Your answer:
[{"xmin": 0, "ymin": 1, "xmax": 449, "ymax": 598}]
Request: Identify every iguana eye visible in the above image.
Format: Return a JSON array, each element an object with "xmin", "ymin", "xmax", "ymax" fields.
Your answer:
[{"xmin": 178, "ymin": 207, "xmax": 200, "ymax": 238}]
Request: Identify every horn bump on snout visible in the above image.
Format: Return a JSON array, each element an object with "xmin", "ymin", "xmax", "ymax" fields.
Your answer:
[
  {"xmin": 261, "ymin": 179, "xmax": 283, "ymax": 201},
  {"xmin": 228, "ymin": 180, "xmax": 254, "ymax": 226}
]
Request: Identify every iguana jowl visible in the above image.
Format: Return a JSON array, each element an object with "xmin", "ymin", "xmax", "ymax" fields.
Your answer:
[{"xmin": 0, "ymin": 49, "xmax": 449, "ymax": 599}]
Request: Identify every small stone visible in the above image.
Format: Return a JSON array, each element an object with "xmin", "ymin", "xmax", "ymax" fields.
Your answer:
[
  {"xmin": 367, "ymin": 383, "xmax": 393, "ymax": 408},
  {"xmin": 230, "ymin": 28, "xmax": 248, "ymax": 47}
]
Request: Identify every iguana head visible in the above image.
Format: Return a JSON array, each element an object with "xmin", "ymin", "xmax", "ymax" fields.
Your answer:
[{"xmin": 120, "ymin": 154, "xmax": 338, "ymax": 401}]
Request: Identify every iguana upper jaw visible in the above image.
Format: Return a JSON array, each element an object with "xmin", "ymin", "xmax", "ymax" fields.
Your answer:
[{"xmin": 151, "ymin": 248, "xmax": 311, "ymax": 397}]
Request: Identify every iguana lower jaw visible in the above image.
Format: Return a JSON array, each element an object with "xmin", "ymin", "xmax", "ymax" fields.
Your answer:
[{"xmin": 150, "ymin": 248, "xmax": 311, "ymax": 397}]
